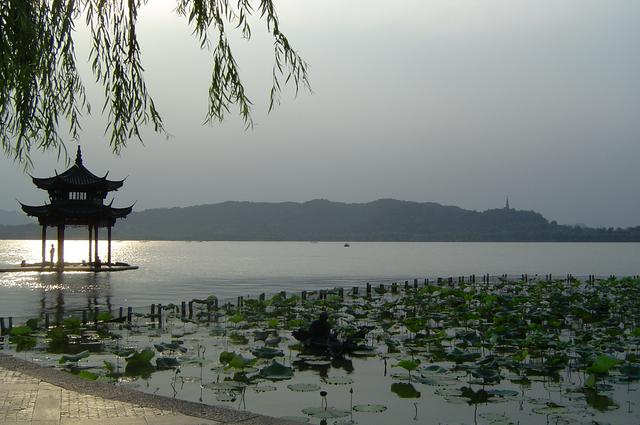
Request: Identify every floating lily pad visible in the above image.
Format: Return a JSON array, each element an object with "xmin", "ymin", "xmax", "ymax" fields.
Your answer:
[
  {"xmin": 279, "ymin": 416, "xmax": 309, "ymax": 423},
  {"xmin": 391, "ymin": 382, "xmax": 421, "ymax": 398},
  {"xmin": 59, "ymin": 350, "xmax": 90, "ymax": 363},
  {"xmin": 216, "ymin": 391, "xmax": 237, "ymax": 402},
  {"xmin": 287, "ymin": 383, "xmax": 321, "ymax": 392},
  {"xmin": 478, "ymin": 412, "xmax": 517, "ymax": 424},
  {"xmin": 251, "ymin": 346, "xmax": 284, "ymax": 359},
  {"xmin": 323, "ymin": 376, "xmax": 354, "ymax": 385},
  {"xmin": 352, "ymin": 404, "xmax": 387, "ymax": 413},
  {"xmin": 301, "ymin": 406, "xmax": 350, "ymax": 419},
  {"xmin": 253, "ymin": 385, "xmax": 277, "ymax": 393},
  {"xmin": 202, "ymin": 381, "xmax": 246, "ymax": 391},
  {"xmin": 260, "ymin": 360, "xmax": 294, "ymax": 380},
  {"xmin": 304, "ymin": 359, "xmax": 332, "ymax": 366}
]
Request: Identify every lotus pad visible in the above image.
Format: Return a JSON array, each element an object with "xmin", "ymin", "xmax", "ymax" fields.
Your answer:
[{"xmin": 353, "ymin": 403, "xmax": 387, "ymax": 413}]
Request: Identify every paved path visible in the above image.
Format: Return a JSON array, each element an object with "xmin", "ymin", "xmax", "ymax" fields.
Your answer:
[{"xmin": 0, "ymin": 355, "xmax": 296, "ymax": 425}]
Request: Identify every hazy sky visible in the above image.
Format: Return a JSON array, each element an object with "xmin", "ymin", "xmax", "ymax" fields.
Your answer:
[{"xmin": 2, "ymin": 0, "xmax": 639, "ymax": 228}]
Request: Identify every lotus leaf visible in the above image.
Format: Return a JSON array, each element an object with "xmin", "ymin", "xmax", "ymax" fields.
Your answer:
[
  {"xmin": 251, "ymin": 346, "xmax": 284, "ymax": 359},
  {"xmin": 216, "ymin": 391, "xmax": 237, "ymax": 402},
  {"xmin": 280, "ymin": 416, "xmax": 309, "ymax": 423},
  {"xmin": 260, "ymin": 360, "xmax": 294, "ymax": 380},
  {"xmin": 460, "ymin": 386, "xmax": 491, "ymax": 404},
  {"xmin": 287, "ymin": 383, "xmax": 321, "ymax": 392},
  {"xmin": 253, "ymin": 385, "xmax": 277, "ymax": 392},
  {"xmin": 156, "ymin": 357, "xmax": 180, "ymax": 369},
  {"xmin": 59, "ymin": 350, "xmax": 90, "ymax": 363},
  {"xmin": 322, "ymin": 376, "xmax": 353, "ymax": 385},
  {"xmin": 352, "ymin": 404, "xmax": 387, "ymax": 413},
  {"xmin": 228, "ymin": 354, "xmax": 255, "ymax": 370},
  {"xmin": 125, "ymin": 349, "xmax": 155, "ymax": 378},
  {"xmin": 620, "ymin": 363, "xmax": 640, "ymax": 379},
  {"xmin": 301, "ymin": 406, "xmax": 350, "ymax": 419},
  {"xmin": 391, "ymin": 382, "xmax": 421, "ymax": 398},
  {"xmin": 203, "ymin": 381, "xmax": 246, "ymax": 390},
  {"xmin": 587, "ymin": 354, "xmax": 621, "ymax": 375}
]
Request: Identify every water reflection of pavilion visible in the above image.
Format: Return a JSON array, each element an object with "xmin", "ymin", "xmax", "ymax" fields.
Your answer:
[{"xmin": 37, "ymin": 272, "xmax": 113, "ymax": 325}]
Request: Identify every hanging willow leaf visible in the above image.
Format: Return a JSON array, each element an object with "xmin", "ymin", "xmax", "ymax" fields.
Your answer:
[{"xmin": 0, "ymin": 0, "xmax": 311, "ymax": 166}]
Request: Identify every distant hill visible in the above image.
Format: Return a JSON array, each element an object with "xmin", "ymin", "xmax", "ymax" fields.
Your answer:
[{"xmin": 2, "ymin": 199, "xmax": 639, "ymax": 242}]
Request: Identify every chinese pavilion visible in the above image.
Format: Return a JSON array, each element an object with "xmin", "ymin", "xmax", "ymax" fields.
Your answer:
[{"xmin": 20, "ymin": 146, "xmax": 132, "ymax": 270}]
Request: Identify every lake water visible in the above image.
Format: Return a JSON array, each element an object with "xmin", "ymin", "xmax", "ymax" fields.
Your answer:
[{"xmin": 1, "ymin": 240, "xmax": 639, "ymax": 319}]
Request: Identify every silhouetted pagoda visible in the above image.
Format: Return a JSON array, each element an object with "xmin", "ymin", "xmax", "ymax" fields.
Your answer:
[{"xmin": 20, "ymin": 146, "xmax": 132, "ymax": 270}]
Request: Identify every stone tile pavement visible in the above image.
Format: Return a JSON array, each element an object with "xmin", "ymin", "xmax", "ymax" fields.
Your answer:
[
  {"xmin": 0, "ymin": 366, "xmax": 219, "ymax": 425},
  {"xmin": 0, "ymin": 354, "xmax": 299, "ymax": 425}
]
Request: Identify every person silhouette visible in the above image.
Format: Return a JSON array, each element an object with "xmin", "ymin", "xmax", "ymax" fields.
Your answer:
[{"xmin": 49, "ymin": 244, "xmax": 55, "ymax": 266}]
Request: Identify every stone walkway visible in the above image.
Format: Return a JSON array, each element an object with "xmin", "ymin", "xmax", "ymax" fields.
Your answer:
[
  {"xmin": 0, "ymin": 355, "xmax": 295, "ymax": 425},
  {"xmin": 0, "ymin": 366, "xmax": 219, "ymax": 425}
]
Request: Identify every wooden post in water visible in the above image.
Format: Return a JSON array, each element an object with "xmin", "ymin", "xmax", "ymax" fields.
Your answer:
[
  {"xmin": 352, "ymin": 286, "xmax": 358, "ymax": 296},
  {"xmin": 107, "ymin": 226, "xmax": 112, "ymax": 265},
  {"xmin": 0, "ymin": 318, "xmax": 5, "ymax": 336},
  {"xmin": 82, "ymin": 310, "xmax": 87, "ymax": 325},
  {"xmin": 181, "ymin": 301, "xmax": 186, "ymax": 318},
  {"xmin": 44, "ymin": 314, "xmax": 50, "ymax": 329},
  {"xmin": 301, "ymin": 291, "xmax": 307, "ymax": 302},
  {"xmin": 404, "ymin": 281, "xmax": 409, "ymax": 290},
  {"xmin": 127, "ymin": 307, "xmax": 132, "ymax": 322},
  {"xmin": 88, "ymin": 225, "xmax": 92, "ymax": 263},
  {"xmin": 57, "ymin": 224, "xmax": 65, "ymax": 270},
  {"xmin": 41, "ymin": 225, "xmax": 47, "ymax": 264},
  {"xmin": 366, "ymin": 282, "xmax": 371, "ymax": 296},
  {"xmin": 119, "ymin": 307, "xmax": 124, "ymax": 320},
  {"xmin": 157, "ymin": 304, "xmax": 163, "ymax": 328},
  {"xmin": 94, "ymin": 307, "xmax": 99, "ymax": 329},
  {"xmin": 8, "ymin": 317, "xmax": 12, "ymax": 332},
  {"xmin": 188, "ymin": 301, "xmax": 193, "ymax": 319}
]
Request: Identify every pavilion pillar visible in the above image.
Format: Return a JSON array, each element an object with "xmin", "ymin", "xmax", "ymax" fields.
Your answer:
[
  {"xmin": 107, "ymin": 226, "xmax": 112, "ymax": 265},
  {"xmin": 57, "ymin": 224, "xmax": 65, "ymax": 270},
  {"xmin": 88, "ymin": 225, "xmax": 93, "ymax": 263},
  {"xmin": 94, "ymin": 226, "xmax": 99, "ymax": 263},
  {"xmin": 41, "ymin": 225, "xmax": 46, "ymax": 265}
]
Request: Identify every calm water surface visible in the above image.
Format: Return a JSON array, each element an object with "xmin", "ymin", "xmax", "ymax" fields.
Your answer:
[{"xmin": 1, "ymin": 240, "xmax": 639, "ymax": 318}]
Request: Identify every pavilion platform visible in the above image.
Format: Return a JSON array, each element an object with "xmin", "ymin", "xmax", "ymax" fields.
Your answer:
[{"xmin": 0, "ymin": 262, "xmax": 138, "ymax": 273}]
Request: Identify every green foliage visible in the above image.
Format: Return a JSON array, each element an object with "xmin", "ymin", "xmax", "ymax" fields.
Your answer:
[
  {"xmin": 96, "ymin": 312, "xmax": 112, "ymax": 322},
  {"xmin": 77, "ymin": 370, "xmax": 99, "ymax": 381},
  {"xmin": 219, "ymin": 351, "xmax": 236, "ymax": 364},
  {"xmin": 59, "ymin": 350, "xmax": 90, "ymax": 363},
  {"xmin": 259, "ymin": 360, "xmax": 293, "ymax": 380},
  {"xmin": 266, "ymin": 318, "xmax": 279, "ymax": 329},
  {"xmin": 9, "ymin": 326, "xmax": 32, "ymax": 337},
  {"xmin": 103, "ymin": 361, "xmax": 116, "ymax": 374},
  {"xmin": 0, "ymin": 0, "xmax": 309, "ymax": 165},
  {"xmin": 13, "ymin": 335, "xmax": 37, "ymax": 352},
  {"xmin": 63, "ymin": 317, "xmax": 81, "ymax": 331},
  {"xmin": 395, "ymin": 359, "xmax": 421, "ymax": 373},
  {"xmin": 587, "ymin": 355, "xmax": 621, "ymax": 375},
  {"xmin": 124, "ymin": 349, "xmax": 155, "ymax": 378},
  {"xmin": 390, "ymin": 382, "xmax": 421, "ymax": 399},
  {"xmin": 46, "ymin": 327, "xmax": 69, "ymax": 353},
  {"xmin": 25, "ymin": 319, "xmax": 39, "ymax": 330},
  {"xmin": 229, "ymin": 313, "xmax": 245, "ymax": 324}
]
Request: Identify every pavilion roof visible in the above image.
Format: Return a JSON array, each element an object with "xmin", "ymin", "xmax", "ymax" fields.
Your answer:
[
  {"xmin": 20, "ymin": 202, "xmax": 133, "ymax": 225},
  {"xmin": 31, "ymin": 146, "xmax": 125, "ymax": 192}
]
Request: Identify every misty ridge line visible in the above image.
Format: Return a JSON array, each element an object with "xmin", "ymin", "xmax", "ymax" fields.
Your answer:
[{"xmin": 1, "ymin": 199, "xmax": 639, "ymax": 242}]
